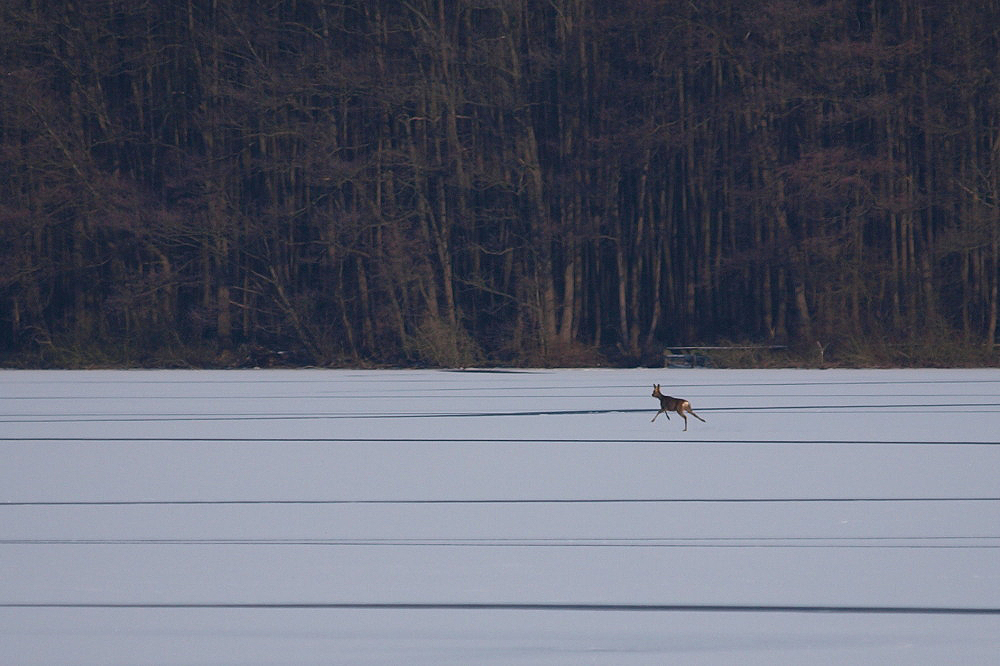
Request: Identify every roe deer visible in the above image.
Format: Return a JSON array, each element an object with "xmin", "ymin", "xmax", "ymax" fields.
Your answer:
[{"xmin": 651, "ymin": 384, "xmax": 706, "ymax": 431}]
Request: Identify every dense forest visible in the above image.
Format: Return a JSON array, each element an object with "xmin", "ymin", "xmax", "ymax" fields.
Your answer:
[{"xmin": 1, "ymin": 0, "xmax": 999, "ymax": 367}]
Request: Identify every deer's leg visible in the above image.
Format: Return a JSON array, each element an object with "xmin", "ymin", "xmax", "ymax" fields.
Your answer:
[
  {"xmin": 680, "ymin": 412, "xmax": 688, "ymax": 431},
  {"xmin": 688, "ymin": 408, "xmax": 706, "ymax": 423},
  {"xmin": 651, "ymin": 409, "xmax": 661, "ymax": 422}
]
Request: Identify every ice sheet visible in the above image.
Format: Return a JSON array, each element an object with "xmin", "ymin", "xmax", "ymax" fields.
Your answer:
[{"xmin": 2, "ymin": 368, "xmax": 999, "ymax": 664}]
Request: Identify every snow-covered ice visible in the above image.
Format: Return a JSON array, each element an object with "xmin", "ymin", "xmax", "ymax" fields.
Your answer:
[{"xmin": 2, "ymin": 367, "xmax": 999, "ymax": 664}]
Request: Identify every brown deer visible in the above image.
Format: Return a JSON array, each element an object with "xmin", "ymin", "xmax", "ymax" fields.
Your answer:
[{"xmin": 651, "ymin": 384, "xmax": 706, "ymax": 431}]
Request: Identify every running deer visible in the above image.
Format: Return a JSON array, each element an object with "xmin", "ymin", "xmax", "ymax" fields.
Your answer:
[{"xmin": 650, "ymin": 384, "xmax": 706, "ymax": 431}]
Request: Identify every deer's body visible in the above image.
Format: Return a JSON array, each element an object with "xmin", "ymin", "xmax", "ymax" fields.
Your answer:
[{"xmin": 651, "ymin": 384, "xmax": 706, "ymax": 431}]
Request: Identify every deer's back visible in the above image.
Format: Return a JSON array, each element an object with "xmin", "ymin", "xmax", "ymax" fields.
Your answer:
[{"xmin": 659, "ymin": 395, "xmax": 684, "ymax": 410}]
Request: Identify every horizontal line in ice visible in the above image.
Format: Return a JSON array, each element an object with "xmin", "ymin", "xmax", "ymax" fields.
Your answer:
[
  {"xmin": 3, "ymin": 601, "xmax": 1000, "ymax": 615},
  {"xmin": 5, "ymin": 497, "xmax": 1000, "ymax": 506},
  {"xmin": 3, "ymin": 537, "xmax": 999, "ymax": 549}
]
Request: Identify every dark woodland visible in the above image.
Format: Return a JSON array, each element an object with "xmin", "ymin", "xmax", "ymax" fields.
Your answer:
[{"xmin": 2, "ymin": 0, "xmax": 999, "ymax": 367}]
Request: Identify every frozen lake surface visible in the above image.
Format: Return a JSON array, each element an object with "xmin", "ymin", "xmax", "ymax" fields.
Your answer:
[{"xmin": 2, "ymin": 367, "xmax": 1000, "ymax": 664}]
